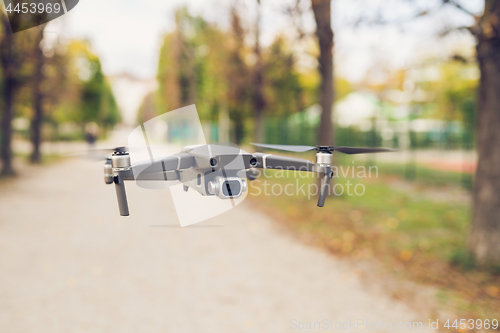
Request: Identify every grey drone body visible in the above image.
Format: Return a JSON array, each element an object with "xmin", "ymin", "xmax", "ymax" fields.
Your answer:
[{"xmin": 103, "ymin": 143, "xmax": 394, "ymax": 216}]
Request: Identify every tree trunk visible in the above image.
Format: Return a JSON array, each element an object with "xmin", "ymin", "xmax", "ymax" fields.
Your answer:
[
  {"xmin": 228, "ymin": 6, "xmax": 250, "ymax": 145},
  {"xmin": 311, "ymin": 0, "xmax": 334, "ymax": 146},
  {"xmin": 469, "ymin": 0, "xmax": 500, "ymax": 266},
  {"xmin": 233, "ymin": 111, "xmax": 245, "ymax": 145},
  {"xmin": 0, "ymin": 16, "xmax": 17, "ymax": 177},
  {"xmin": 253, "ymin": 0, "xmax": 266, "ymax": 148},
  {"xmin": 1, "ymin": 78, "xmax": 16, "ymax": 177},
  {"xmin": 31, "ymin": 29, "xmax": 45, "ymax": 164}
]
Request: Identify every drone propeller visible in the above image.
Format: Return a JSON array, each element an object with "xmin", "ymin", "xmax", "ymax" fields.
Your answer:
[
  {"xmin": 64, "ymin": 150, "xmax": 114, "ymax": 161},
  {"xmin": 86, "ymin": 146, "xmax": 132, "ymax": 154},
  {"xmin": 330, "ymin": 147, "xmax": 396, "ymax": 154},
  {"xmin": 251, "ymin": 143, "xmax": 317, "ymax": 152},
  {"xmin": 65, "ymin": 146, "xmax": 149, "ymax": 161},
  {"xmin": 251, "ymin": 143, "xmax": 395, "ymax": 154}
]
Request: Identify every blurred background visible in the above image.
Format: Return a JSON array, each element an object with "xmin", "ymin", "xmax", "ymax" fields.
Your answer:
[{"xmin": 0, "ymin": 0, "xmax": 499, "ymax": 330}]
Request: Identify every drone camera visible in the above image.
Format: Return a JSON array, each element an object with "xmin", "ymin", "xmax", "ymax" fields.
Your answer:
[
  {"xmin": 221, "ymin": 180, "xmax": 240, "ymax": 197},
  {"xmin": 210, "ymin": 157, "xmax": 218, "ymax": 167},
  {"xmin": 207, "ymin": 177, "xmax": 246, "ymax": 199},
  {"xmin": 249, "ymin": 156, "xmax": 258, "ymax": 167}
]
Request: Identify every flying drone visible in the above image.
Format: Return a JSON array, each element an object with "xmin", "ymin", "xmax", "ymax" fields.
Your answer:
[{"xmin": 100, "ymin": 143, "xmax": 394, "ymax": 216}]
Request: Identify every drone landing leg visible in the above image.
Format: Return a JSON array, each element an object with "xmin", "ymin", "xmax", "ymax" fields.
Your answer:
[
  {"xmin": 114, "ymin": 175, "xmax": 129, "ymax": 216},
  {"xmin": 317, "ymin": 169, "xmax": 333, "ymax": 207}
]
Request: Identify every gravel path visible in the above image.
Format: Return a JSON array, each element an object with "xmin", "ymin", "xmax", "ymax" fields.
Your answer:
[{"xmin": 0, "ymin": 158, "xmax": 432, "ymax": 333}]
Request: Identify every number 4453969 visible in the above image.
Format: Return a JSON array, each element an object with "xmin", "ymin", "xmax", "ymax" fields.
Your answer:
[
  {"xmin": 444, "ymin": 319, "xmax": 499, "ymax": 330},
  {"xmin": 5, "ymin": 2, "xmax": 62, "ymax": 14}
]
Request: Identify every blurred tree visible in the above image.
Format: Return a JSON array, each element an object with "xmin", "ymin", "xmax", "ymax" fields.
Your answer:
[
  {"xmin": 379, "ymin": 0, "xmax": 500, "ymax": 265},
  {"xmin": 226, "ymin": 6, "xmax": 251, "ymax": 144},
  {"xmin": 30, "ymin": 27, "xmax": 45, "ymax": 163},
  {"xmin": 425, "ymin": 61, "xmax": 478, "ymax": 148},
  {"xmin": 22, "ymin": 16, "xmax": 68, "ymax": 163},
  {"xmin": 468, "ymin": 0, "xmax": 500, "ymax": 266},
  {"xmin": 263, "ymin": 37, "xmax": 304, "ymax": 117},
  {"xmin": 137, "ymin": 92, "xmax": 157, "ymax": 124},
  {"xmin": 0, "ymin": 10, "xmax": 57, "ymax": 172},
  {"xmin": 155, "ymin": 6, "xmax": 320, "ymax": 145},
  {"xmin": 252, "ymin": 0, "xmax": 266, "ymax": 147},
  {"xmin": 0, "ymin": 14, "xmax": 34, "ymax": 176},
  {"xmin": 157, "ymin": 32, "xmax": 182, "ymax": 112},
  {"xmin": 157, "ymin": 8, "xmax": 232, "ymax": 124},
  {"xmin": 40, "ymin": 44, "xmax": 72, "ymax": 141},
  {"xmin": 65, "ymin": 40, "xmax": 120, "ymax": 130},
  {"xmin": 311, "ymin": 0, "xmax": 334, "ymax": 146},
  {"xmin": 157, "ymin": 7, "xmax": 252, "ymax": 144},
  {"xmin": 0, "ymin": 14, "xmax": 18, "ymax": 176},
  {"xmin": 0, "ymin": 19, "xmax": 117, "ymax": 170},
  {"xmin": 157, "ymin": 8, "xmax": 198, "ymax": 112},
  {"xmin": 45, "ymin": 40, "xmax": 120, "ymax": 141}
]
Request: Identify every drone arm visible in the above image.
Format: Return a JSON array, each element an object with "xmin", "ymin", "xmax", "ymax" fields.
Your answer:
[
  {"xmin": 253, "ymin": 153, "xmax": 317, "ymax": 172},
  {"xmin": 126, "ymin": 153, "xmax": 195, "ymax": 181},
  {"xmin": 133, "ymin": 153, "xmax": 194, "ymax": 174},
  {"xmin": 109, "ymin": 153, "xmax": 195, "ymax": 216}
]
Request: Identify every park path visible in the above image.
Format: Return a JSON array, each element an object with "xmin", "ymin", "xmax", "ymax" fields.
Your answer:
[{"xmin": 0, "ymin": 157, "xmax": 433, "ymax": 333}]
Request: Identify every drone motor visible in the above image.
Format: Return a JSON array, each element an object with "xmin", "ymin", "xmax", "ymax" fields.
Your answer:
[
  {"xmin": 111, "ymin": 147, "xmax": 131, "ymax": 169},
  {"xmin": 316, "ymin": 152, "xmax": 332, "ymax": 166}
]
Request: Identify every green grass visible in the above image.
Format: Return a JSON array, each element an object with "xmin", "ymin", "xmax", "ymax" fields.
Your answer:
[
  {"xmin": 376, "ymin": 161, "xmax": 473, "ymax": 190},
  {"xmin": 332, "ymin": 153, "xmax": 473, "ymax": 190},
  {"xmin": 13, "ymin": 151, "xmax": 65, "ymax": 164}
]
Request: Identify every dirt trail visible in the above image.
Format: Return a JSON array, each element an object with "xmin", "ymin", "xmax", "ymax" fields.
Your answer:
[{"xmin": 0, "ymin": 159, "xmax": 433, "ymax": 332}]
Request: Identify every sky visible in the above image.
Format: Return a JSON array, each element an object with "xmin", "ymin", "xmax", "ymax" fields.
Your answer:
[{"xmin": 45, "ymin": 0, "xmax": 482, "ymax": 81}]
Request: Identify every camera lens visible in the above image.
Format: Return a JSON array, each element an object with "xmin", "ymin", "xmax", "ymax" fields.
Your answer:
[{"xmin": 221, "ymin": 180, "xmax": 241, "ymax": 197}]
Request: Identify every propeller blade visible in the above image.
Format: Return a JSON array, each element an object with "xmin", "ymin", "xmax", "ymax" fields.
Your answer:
[
  {"xmin": 63, "ymin": 150, "xmax": 111, "ymax": 161},
  {"xmin": 251, "ymin": 143, "xmax": 316, "ymax": 153},
  {"xmin": 66, "ymin": 146, "xmax": 148, "ymax": 157},
  {"xmin": 333, "ymin": 147, "xmax": 396, "ymax": 154}
]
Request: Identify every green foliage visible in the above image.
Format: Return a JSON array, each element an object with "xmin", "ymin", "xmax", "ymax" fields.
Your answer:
[
  {"xmin": 424, "ymin": 62, "xmax": 478, "ymax": 125},
  {"xmin": 156, "ymin": 8, "xmax": 228, "ymax": 120},
  {"xmin": 154, "ymin": 8, "xmax": 320, "ymax": 144},
  {"xmin": 411, "ymin": 61, "xmax": 478, "ymax": 149},
  {"xmin": 263, "ymin": 37, "xmax": 304, "ymax": 117},
  {"xmin": 0, "ymin": 24, "xmax": 120, "ymax": 144},
  {"xmin": 51, "ymin": 40, "xmax": 120, "ymax": 131}
]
